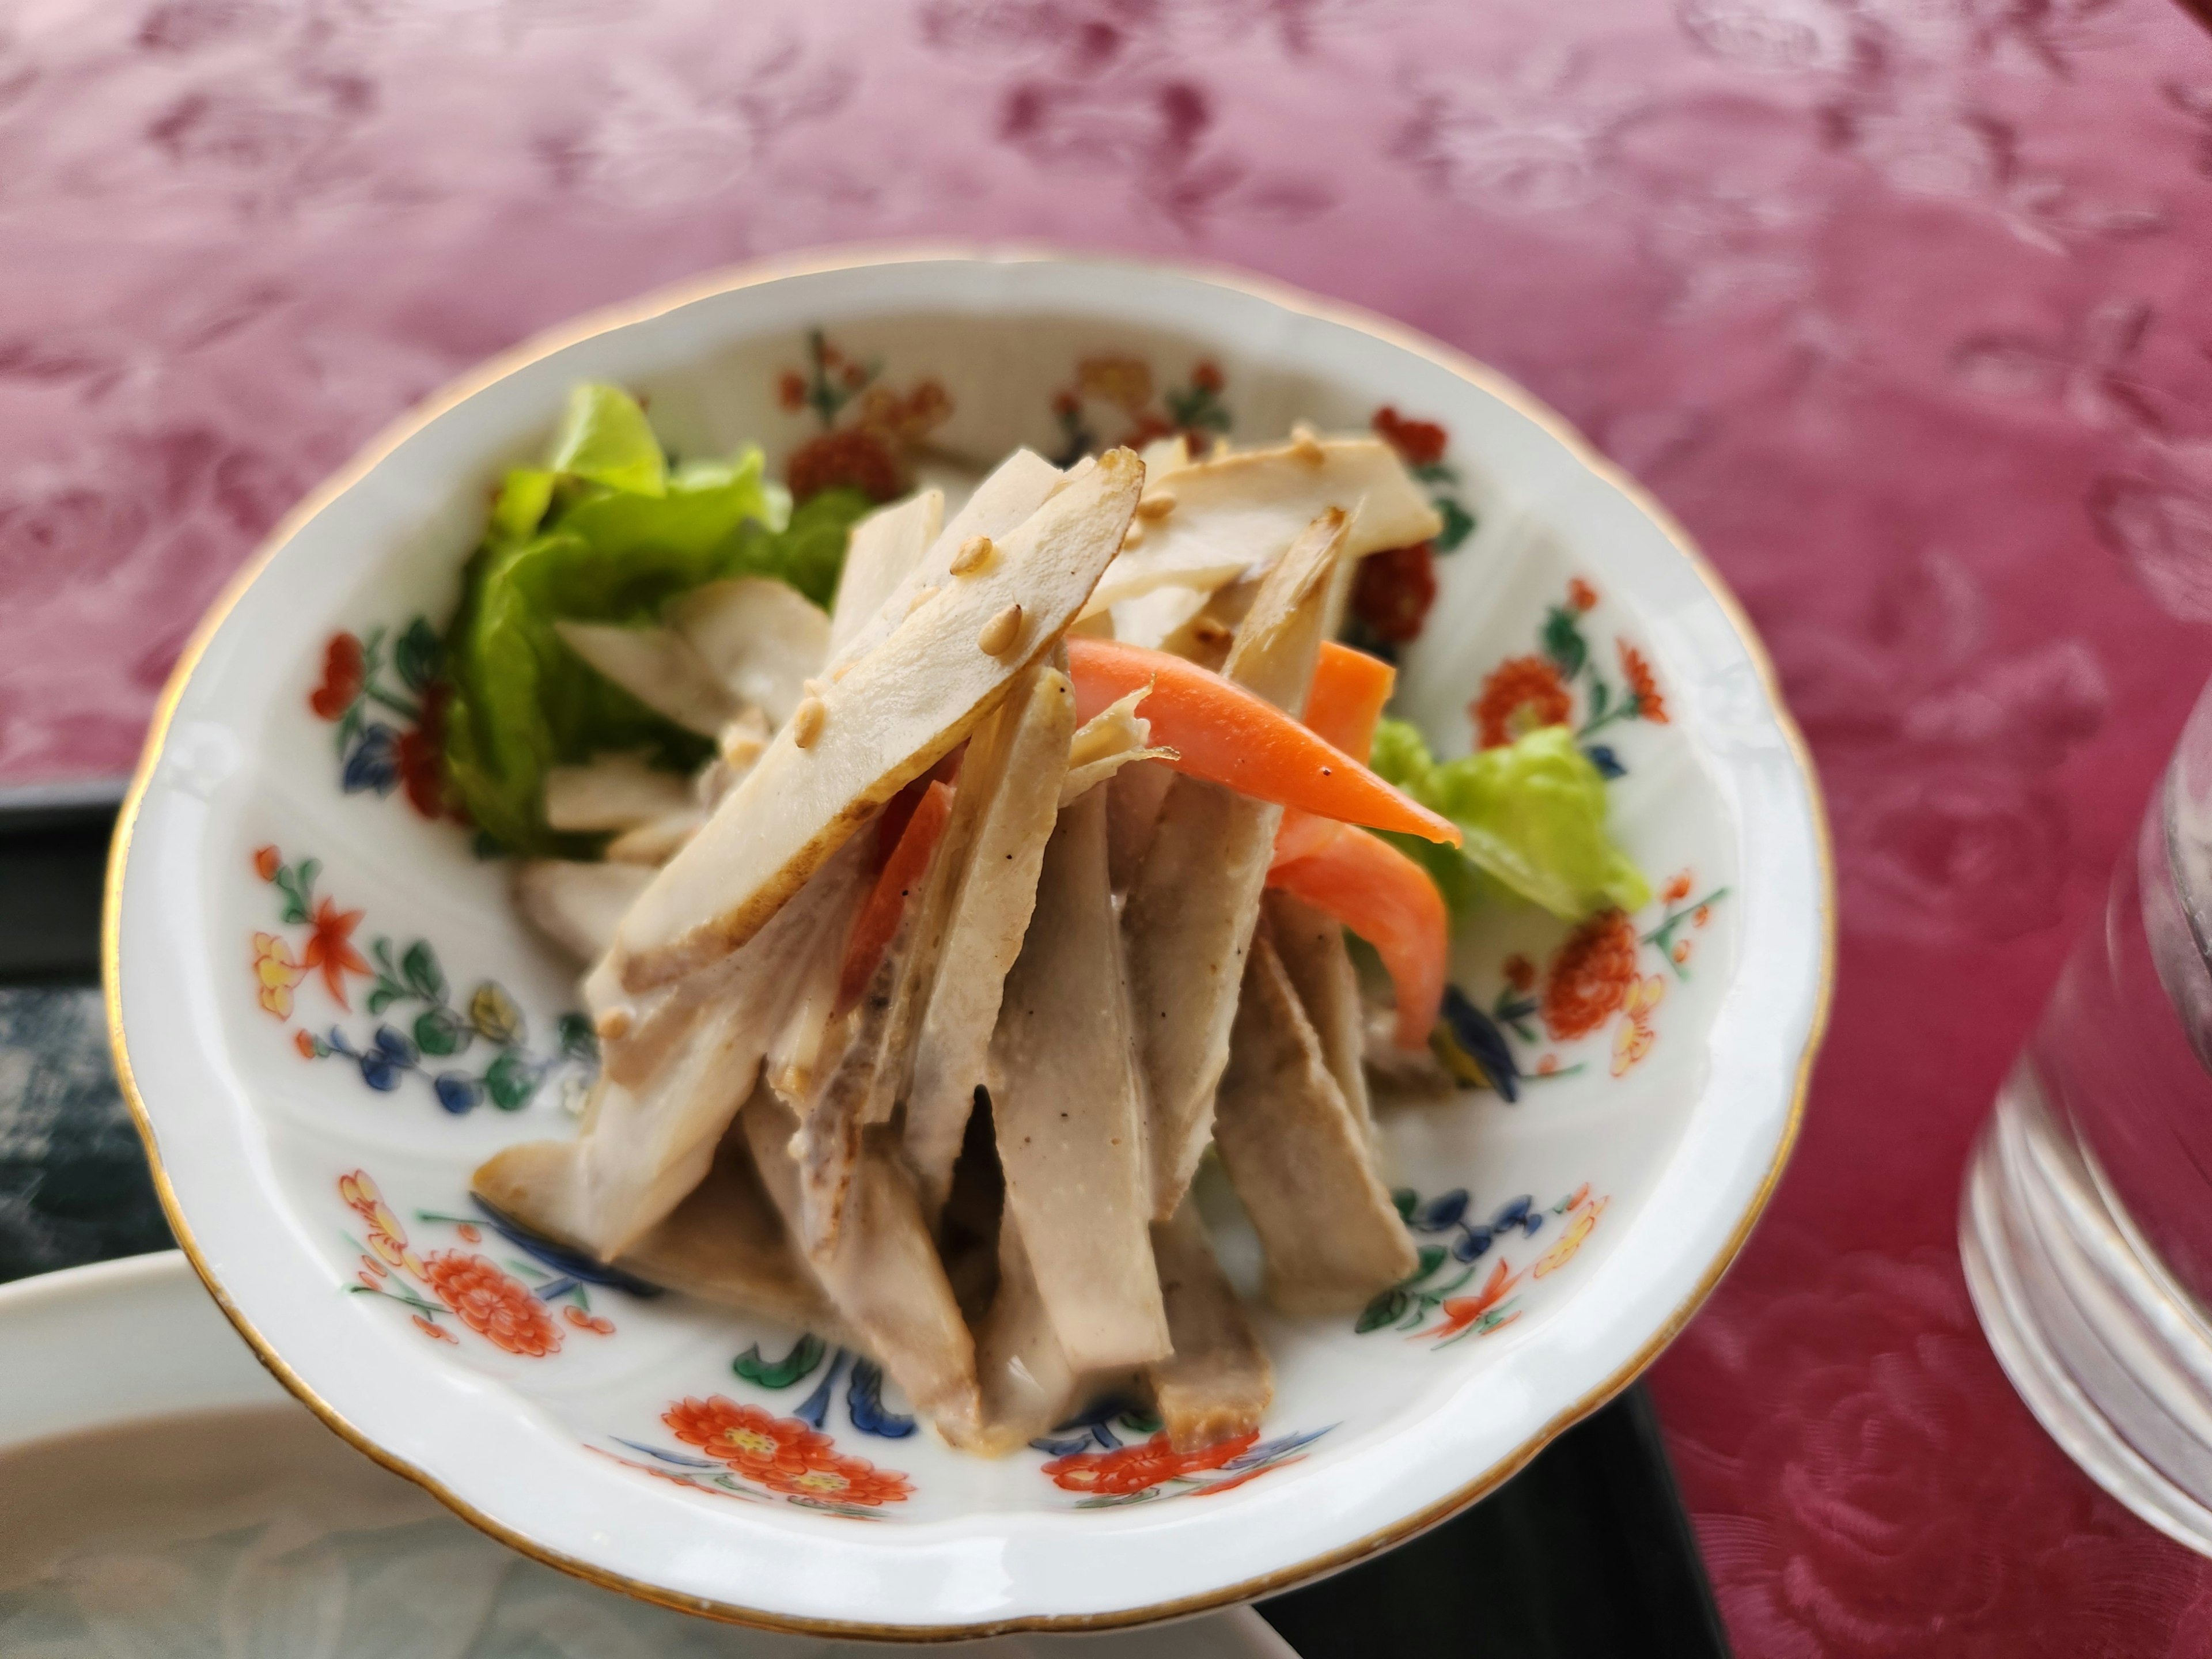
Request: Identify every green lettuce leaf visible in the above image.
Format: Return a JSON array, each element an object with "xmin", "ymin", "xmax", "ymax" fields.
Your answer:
[
  {"xmin": 440, "ymin": 385, "xmax": 863, "ymax": 853},
  {"xmin": 1371, "ymin": 718, "xmax": 1648, "ymax": 919},
  {"xmin": 728, "ymin": 487, "xmax": 872, "ymax": 608},
  {"xmin": 547, "ymin": 382, "xmax": 666, "ymax": 496}
]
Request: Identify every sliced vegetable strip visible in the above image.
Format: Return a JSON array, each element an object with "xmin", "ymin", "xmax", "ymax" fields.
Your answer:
[
  {"xmin": 1066, "ymin": 637, "xmax": 1460, "ymax": 846},
  {"xmin": 1302, "ymin": 642, "xmax": 1395, "ymax": 760},
  {"xmin": 1268, "ymin": 810, "xmax": 1338, "ymax": 872},
  {"xmin": 838, "ymin": 781, "xmax": 953, "ymax": 1013},
  {"xmin": 1268, "ymin": 824, "xmax": 1446, "ymax": 1050},
  {"xmin": 1272, "ymin": 640, "xmax": 1397, "ymax": 869}
]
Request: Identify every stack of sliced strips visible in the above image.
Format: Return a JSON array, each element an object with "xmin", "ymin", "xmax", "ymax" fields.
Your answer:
[{"xmin": 484, "ymin": 431, "xmax": 1456, "ymax": 1455}]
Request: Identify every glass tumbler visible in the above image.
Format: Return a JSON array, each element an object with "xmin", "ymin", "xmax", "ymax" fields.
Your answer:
[{"xmin": 1964, "ymin": 673, "xmax": 2212, "ymax": 1551}]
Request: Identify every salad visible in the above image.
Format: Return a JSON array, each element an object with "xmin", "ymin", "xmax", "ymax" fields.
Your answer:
[{"xmin": 454, "ymin": 382, "xmax": 1645, "ymax": 1456}]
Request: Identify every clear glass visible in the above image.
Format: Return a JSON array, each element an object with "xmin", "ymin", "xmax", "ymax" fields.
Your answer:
[{"xmin": 1963, "ymin": 673, "xmax": 2212, "ymax": 1552}]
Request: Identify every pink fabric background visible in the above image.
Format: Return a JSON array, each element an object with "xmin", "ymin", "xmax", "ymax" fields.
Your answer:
[{"xmin": 10, "ymin": 0, "xmax": 2212, "ymax": 1647}]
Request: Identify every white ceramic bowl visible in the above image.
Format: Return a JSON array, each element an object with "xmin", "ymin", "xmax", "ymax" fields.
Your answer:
[
  {"xmin": 0, "ymin": 1253, "xmax": 1287, "ymax": 1659},
  {"xmin": 106, "ymin": 248, "xmax": 1831, "ymax": 1637}
]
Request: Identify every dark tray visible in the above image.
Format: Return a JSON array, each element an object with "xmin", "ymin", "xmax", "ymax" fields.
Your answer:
[{"xmin": 0, "ymin": 781, "xmax": 1728, "ymax": 1657}]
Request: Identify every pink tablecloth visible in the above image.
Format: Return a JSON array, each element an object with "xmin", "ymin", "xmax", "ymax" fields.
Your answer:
[{"xmin": 12, "ymin": 1, "xmax": 2212, "ymax": 1648}]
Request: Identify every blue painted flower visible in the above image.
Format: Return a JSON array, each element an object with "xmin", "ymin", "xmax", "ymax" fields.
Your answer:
[
  {"xmin": 434, "ymin": 1072, "xmax": 480, "ymax": 1114},
  {"xmin": 1435, "ymin": 986, "xmax": 1520, "ymax": 1101},
  {"xmin": 342, "ymin": 724, "xmax": 402, "ymax": 796}
]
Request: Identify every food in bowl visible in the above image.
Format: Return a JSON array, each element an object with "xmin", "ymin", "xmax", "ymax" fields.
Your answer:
[{"xmin": 445, "ymin": 379, "xmax": 1651, "ymax": 1459}]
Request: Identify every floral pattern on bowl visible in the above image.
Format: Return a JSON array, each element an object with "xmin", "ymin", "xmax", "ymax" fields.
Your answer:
[
  {"xmin": 111, "ymin": 253, "xmax": 1825, "ymax": 1633},
  {"xmin": 339, "ymin": 1169, "xmax": 620, "ymax": 1355},
  {"xmin": 251, "ymin": 846, "xmax": 596, "ymax": 1115}
]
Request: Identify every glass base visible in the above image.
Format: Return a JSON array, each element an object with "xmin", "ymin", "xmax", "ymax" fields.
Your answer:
[{"xmin": 1961, "ymin": 1062, "xmax": 2212, "ymax": 1555}]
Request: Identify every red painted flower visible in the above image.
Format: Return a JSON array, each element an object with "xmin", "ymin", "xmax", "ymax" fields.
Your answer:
[
  {"xmin": 1661, "ymin": 870, "xmax": 1693, "ymax": 905},
  {"xmin": 785, "ymin": 427, "xmax": 902, "ymax": 503},
  {"xmin": 396, "ymin": 681, "xmax": 451, "ymax": 819},
  {"xmin": 1372, "ymin": 406, "xmax": 1448, "ymax": 468},
  {"xmin": 561, "ymin": 1303, "xmax": 615, "ymax": 1336},
  {"xmin": 1472, "ymin": 655, "xmax": 1573, "ymax": 748},
  {"xmin": 777, "ymin": 370, "xmax": 806, "ymax": 412},
  {"xmin": 412, "ymin": 1313, "xmax": 459, "ymax": 1344},
  {"xmin": 1619, "ymin": 641, "xmax": 1668, "ymax": 725},
  {"xmin": 1567, "ymin": 577, "xmax": 1598, "ymax": 613},
  {"xmin": 662, "ymin": 1397, "xmax": 915, "ymax": 1504},
  {"xmin": 302, "ymin": 897, "xmax": 372, "ymax": 1007},
  {"xmin": 253, "ymin": 844, "xmax": 281, "ymax": 881},
  {"xmin": 768, "ymin": 1452, "xmax": 914, "ymax": 1508},
  {"xmin": 1043, "ymin": 1430, "xmax": 1258, "ymax": 1497},
  {"xmin": 1191, "ymin": 359, "xmax": 1225, "ymax": 395},
  {"xmin": 293, "ymin": 1028, "xmax": 317, "ymax": 1059},
  {"xmin": 666, "ymin": 1397, "xmax": 836, "ymax": 1484},
  {"xmin": 309, "ymin": 633, "xmax": 365, "ymax": 720},
  {"xmin": 1351, "ymin": 542, "xmax": 1437, "ymax": 645},
  {"xmin": 419, "ymin": 1252, "xmax": 562, "ymax": 1357},
  {"xmin": 1052, "ymin": 389, "xmax": 1081, "ymax": 418},
  {"xmin": 1422, "ymin": 1256, "xmax": 1524, "ymax": 1341},
  {"xmin": 1503, "ymin": 953, "xmax": 1536, "ymax": 993},
  {"xmin": 1541, "ymin": 909, "xmax": 1641, "ymax": 1040}
]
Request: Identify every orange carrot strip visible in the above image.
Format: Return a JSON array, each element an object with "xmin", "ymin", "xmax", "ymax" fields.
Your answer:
[
  {"xmin": 1067, "ymin": 637, "xmax": 1459, "ymax": 846},
  {"xmin": 1268, "ymin": 823, "xmax": 1447, "ymax": 1050},
  {"xmin": 838, "ymin": 780, "xmax": 953, "ymax": 1013},
  {"xmin": 1304, "ymin": 641, "xmax": 1395, "ymax": 762},
  {"xmin": 1269, "ymin": 810, "xmax": 1338, "ymax": 872},
  {"xmin": 1269, "ymin": 643, "xmax": 1397, "ymax": 870}
]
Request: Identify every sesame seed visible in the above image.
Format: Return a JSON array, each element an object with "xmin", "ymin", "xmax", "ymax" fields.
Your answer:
[
  {"xmin": 950, "ymin": 535, "xmax": 994, "ymax": 575},
  {"xmin": 594, "ymin": 1007, "xmax": 634, "ymax": 1040},
  {"xmin": 792, "ymin": 696, "xmax": 827, "ymax": 748},
  {"xmin": 977, "ymin": 604, "xmax": 1023, "ymax": 656}
]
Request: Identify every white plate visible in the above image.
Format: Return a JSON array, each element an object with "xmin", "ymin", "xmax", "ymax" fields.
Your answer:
[
  {"xmin": 107, "ymin": 248, "xmax": 1831, "ymax": 1636},
  {"xmin": 0, "ymin": 1252, "xmax": 1289, "ymax": 1658}
]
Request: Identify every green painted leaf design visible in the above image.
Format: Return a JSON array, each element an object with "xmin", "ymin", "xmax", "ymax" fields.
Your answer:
[
  {"xmin": 1540, "ymin": 605, "xmax": 1587, "ymax": 679},
  {"xmin": 412, "ymin": 1005, "xmax": 470, "ymax": 1058},
  {"xmin": 1412, "ymin": 1245, "xmax": 1448, "ymax": 1283},
  {"xmin": 734, "ymin": 1332, "xmax": 827, "ymax": 1389},
  {"xmin": 483, "ymin": 1050, "xmax": 539, "ymax": 1111},
  {"xmin": 1355, "ymin": 1287, "xmax": 1409, "ymax": 1334},
  {"xmin": 1392, "ymin": 1188, "xmax": 1418, "ymax": 1223},
  {"xmin": 400, "ymin": 940, "xmax": 445, "ymax": 1003},
  {"xmin": 468, "ymin": 982, "xmax": 524, "ymax": 1046},
  {"xmin": 1434, "ymin": 495, "xmax": 1475, "ymax": 552},
  {"xmin": 556, "ymin": 1012, "xmax": 600, "ymax": 1065},
  {"xmin": 393, "ymin": 617, "xmax": 441, "ymax": 693}
]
